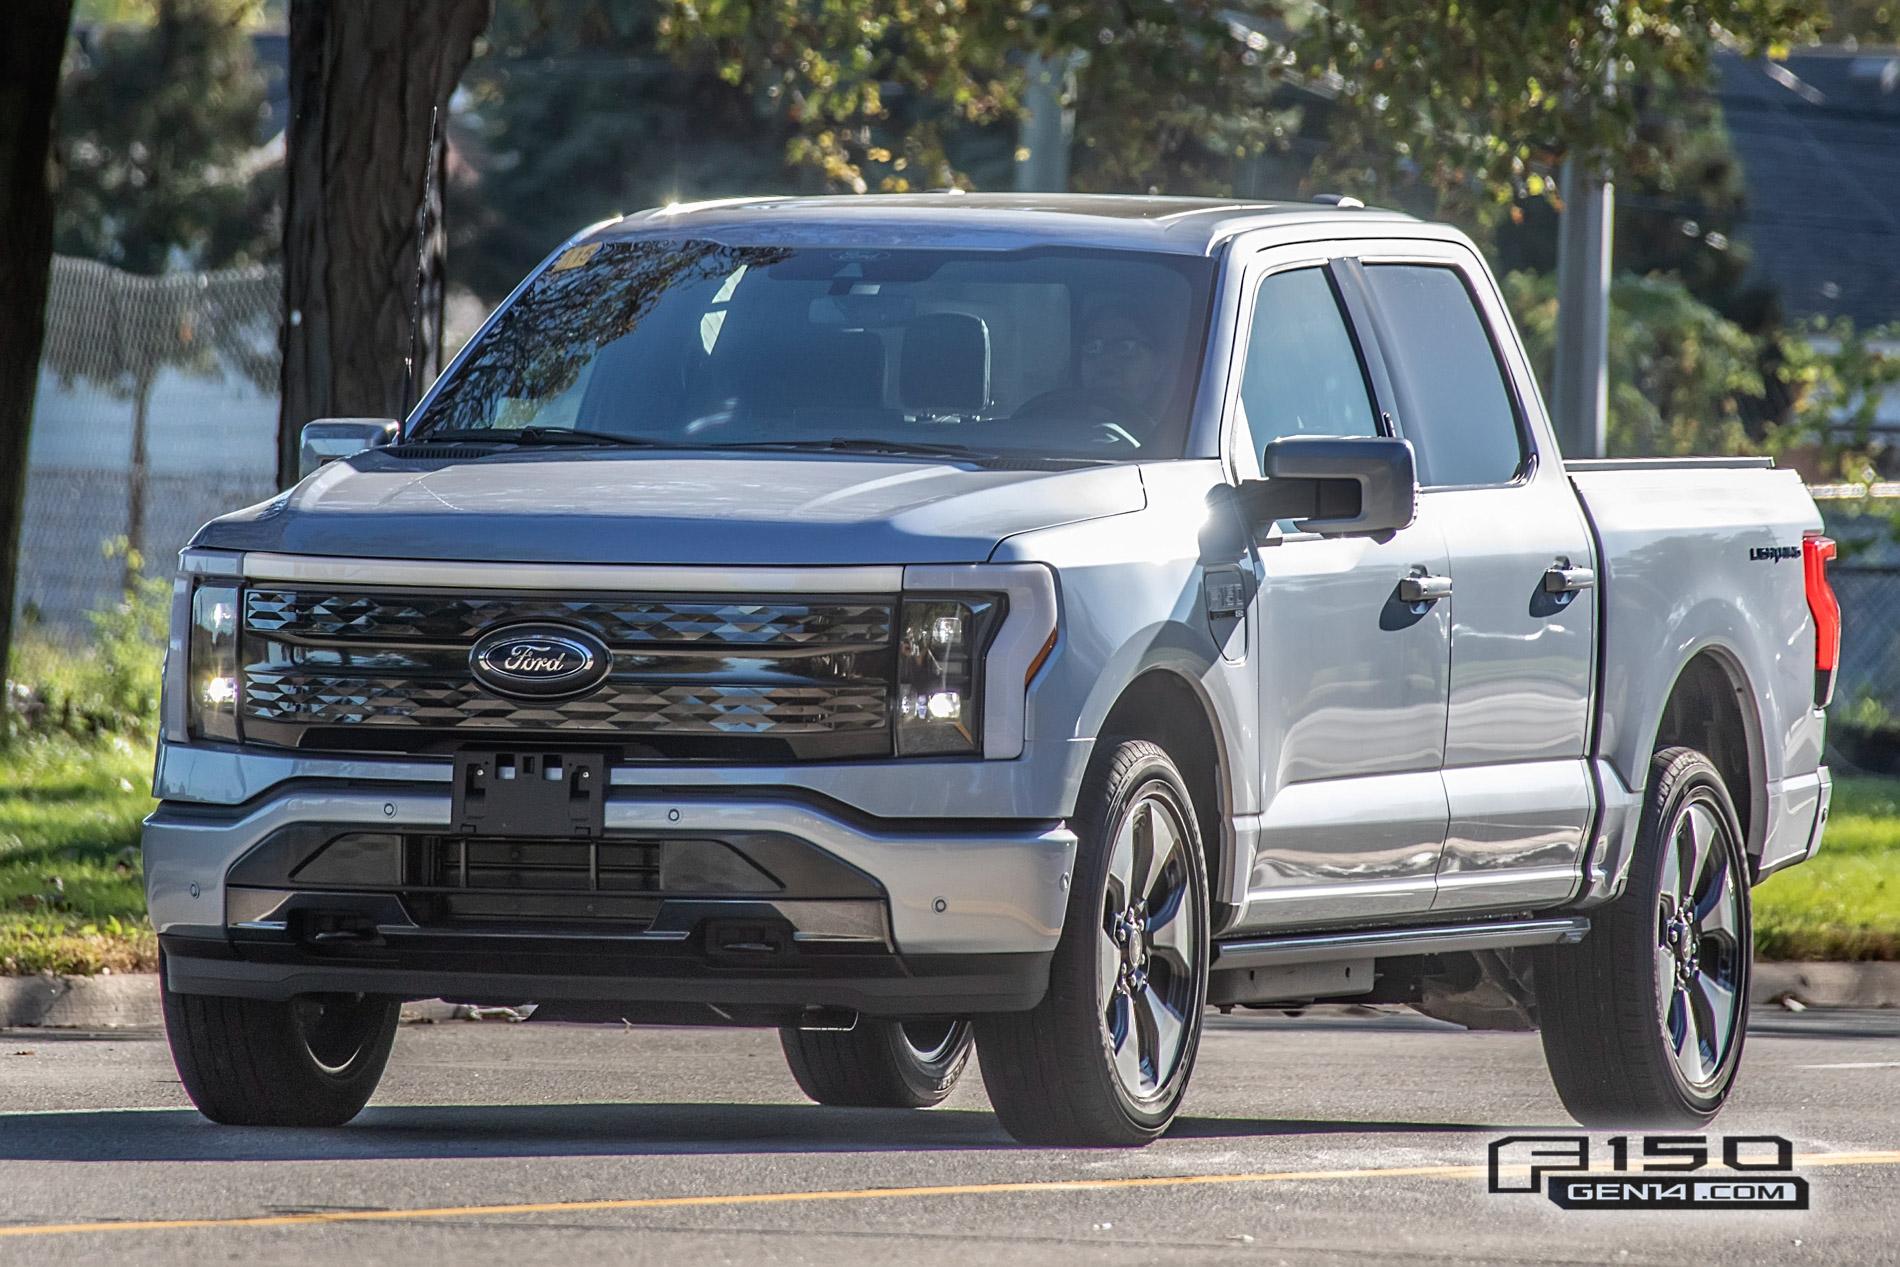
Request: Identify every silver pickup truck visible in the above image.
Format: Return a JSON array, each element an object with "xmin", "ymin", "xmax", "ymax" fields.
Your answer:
[{"xmin": 145, "ymin": 194, "xmax": 1839, "ymax": 1145}]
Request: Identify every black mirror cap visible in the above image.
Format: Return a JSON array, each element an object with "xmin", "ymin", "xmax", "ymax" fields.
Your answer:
[
  {"xmin": 1257, "ymin": 435, "xmax": 1418, "ymax": 536},
  {"xmin": 298, "ymin": 418, "xmax": 400, "ymax": 481}
]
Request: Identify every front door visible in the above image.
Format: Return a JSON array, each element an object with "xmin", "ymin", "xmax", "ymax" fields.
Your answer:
[{"xmin": 1227, "ymin": 255, "xmax": 1452, "ymax": 931}]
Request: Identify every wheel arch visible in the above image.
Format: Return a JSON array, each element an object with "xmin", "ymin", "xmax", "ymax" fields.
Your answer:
[
  {"xmin": 1093, "ymin": 666, "xmax": 1236, "ymax": 927},
  {"xmin": 1646, "ymin": 644, "xmax": 1768, "ymax": 864}
]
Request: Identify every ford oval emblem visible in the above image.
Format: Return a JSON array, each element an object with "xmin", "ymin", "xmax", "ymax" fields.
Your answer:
[{"xmin": 468, "ymin": 625, "xmax": 610, "ymax": 699}]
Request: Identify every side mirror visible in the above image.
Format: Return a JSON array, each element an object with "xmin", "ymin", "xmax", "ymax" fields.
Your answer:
[
  {"xmin": 299, "ymin": 418, "xmax": 398, "ymax": 480},
  {"xmin": 1246, "ymin": 435, "xmax": 1418, "ymax": 536}
]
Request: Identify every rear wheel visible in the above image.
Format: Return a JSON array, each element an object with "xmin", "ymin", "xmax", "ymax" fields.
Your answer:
[
  {"xmin": 162, "ymin": 969, "xmax": 400, "ymax": 1126},
  {"xmin": 779, "ymin": 1018, "xmax": 975, "ymax": 1108},
  {"xmin": 1537, "ymin": 746, "xmax": 1751, "ymax": 1127},
  {"xmin": 975, "ymin": 739, "xmax": 1209, "ymax": 1146}
]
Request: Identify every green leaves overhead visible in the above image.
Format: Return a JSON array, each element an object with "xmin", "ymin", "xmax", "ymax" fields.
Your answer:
[{"xmin": 1295, "ymin": 1, "xmax": 1826, "ymax": 224}]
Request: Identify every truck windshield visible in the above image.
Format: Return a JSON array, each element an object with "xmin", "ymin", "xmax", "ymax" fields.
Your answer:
[{"xmin": 410, "ymin": 239, "xmax": 1214, "ymax": 463}]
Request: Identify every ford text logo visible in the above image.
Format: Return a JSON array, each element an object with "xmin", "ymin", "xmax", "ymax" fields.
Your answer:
[{"xmin": 469, "ymin": 625, "xmax": 610, "ymax": 699}]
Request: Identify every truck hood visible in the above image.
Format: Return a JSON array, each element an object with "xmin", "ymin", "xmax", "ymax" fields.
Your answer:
[{"xmin": 191, "ymin": 449, "xmax": 1145, "ymax": 565}]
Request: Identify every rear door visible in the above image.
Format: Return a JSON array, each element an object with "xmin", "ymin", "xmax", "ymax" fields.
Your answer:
[
  {"xmin": 1350, "ymin": 247, "xmax": 1598, "ymax": 911},
  {"xmin": 1226, "ymin": 246, "xmax": 1452, "ymax": 931}
]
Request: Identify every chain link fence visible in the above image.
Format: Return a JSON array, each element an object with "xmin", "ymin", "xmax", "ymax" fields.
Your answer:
[
  {"xmin": 1834, "ymin": 564, "xmax": 1900, "ymax": 721},
  {"xmin": 15, "ymin": 256, "xmax": 282, "ymax": 649}
]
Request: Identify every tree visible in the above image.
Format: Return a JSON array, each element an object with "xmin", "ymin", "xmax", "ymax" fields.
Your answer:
[
  {"xmin": 0, "ymin": 0, "xmax": 77, "ymax": 738},
  {"xmin": 56, "ymin": 0, "xmax": 272, "ymax": 273},
  {"xmin": 661, "ymin": 0, "xmax": 1287, "ymax": 197},
  {"xmin": 277, "ymin": 0, "xmax": 493, "ymax": 486},
  {"xmin": 1298, "ymin": 1, "xmax": 1827, "ymax": 230},
  {"xmin": 456, "ymin": 0, "xmax": 803, "ymax": 305},
  {"xmin": 1505, "ymin": 270, "xmax": 1764, "ymax": 457}
]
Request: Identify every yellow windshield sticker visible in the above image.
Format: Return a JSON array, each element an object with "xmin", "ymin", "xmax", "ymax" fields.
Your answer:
[{"xmin": 548, "ymin": 242, "xmax": 604, "ymax": 272}]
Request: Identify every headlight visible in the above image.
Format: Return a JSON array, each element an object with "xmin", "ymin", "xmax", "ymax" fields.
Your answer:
[
  {"xmin": 895, "ymin": 596, "xmax": 1000, "ymax": 755},
  {"xmin": 188, "ymin": 583, "xmax": 240, "ymax": 742}
]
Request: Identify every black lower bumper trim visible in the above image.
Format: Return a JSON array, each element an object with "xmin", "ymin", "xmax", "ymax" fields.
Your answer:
[{"xmin": 158, "ymin": 933, "xmax": 1050, "ymax": 1016}]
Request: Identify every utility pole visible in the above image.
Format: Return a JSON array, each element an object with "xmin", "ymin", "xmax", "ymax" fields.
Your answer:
[
  {"xmin": 1014, "ymin": 50, "xmax": 1081, "ymax": 192},
  {"xmin": 1550, "ymin": 158, "xmax": 1614, "ymax": 459}
]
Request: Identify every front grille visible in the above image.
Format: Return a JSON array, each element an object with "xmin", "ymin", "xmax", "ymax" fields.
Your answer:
[
  {"xmin": 237, "ymin": 586, "xmax": 897, "ymax": 759},
  {"xmin": 246, "ymin": 591, "xmax": 893, "ymax": 647}
]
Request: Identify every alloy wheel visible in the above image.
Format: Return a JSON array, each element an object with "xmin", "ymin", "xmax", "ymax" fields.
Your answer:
[
  {"xmin": 1097, "ymin": 784, "xmax": 1201, "ymax": 1106},
  {"xmin": 1656, "ymin": 794, "xmax": 1746, "ymax": 1089}
]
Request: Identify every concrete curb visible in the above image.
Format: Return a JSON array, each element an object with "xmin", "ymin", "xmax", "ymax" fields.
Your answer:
[
  {"xmin": 0, "ymin": 974, "xmax": 474, "ymax": 1029},
  {"xmin": 2, "ymin": 962, "xmax": 1894, "ymax": 1029},
  {"xmin": 1751, "ymin": 961, "xmax": 1900, "ymax": 1009}
]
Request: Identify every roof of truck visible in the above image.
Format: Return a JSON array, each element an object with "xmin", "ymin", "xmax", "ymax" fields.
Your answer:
[{"xmin": 592, "ymin": 192, "xmax": 1421, "ymax": 257}]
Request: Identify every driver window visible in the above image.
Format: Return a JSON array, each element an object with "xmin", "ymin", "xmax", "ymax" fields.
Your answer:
[{"xmin": 1236, "ymin": 267, "xmax": 1379, "ymax": 460}]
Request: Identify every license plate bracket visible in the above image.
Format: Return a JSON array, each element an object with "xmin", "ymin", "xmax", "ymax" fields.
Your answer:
[{"xmin": 451, "ymin": 751, "xmax": 607, "ymax": 838}]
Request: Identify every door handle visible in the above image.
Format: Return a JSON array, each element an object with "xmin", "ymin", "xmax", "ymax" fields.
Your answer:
[
  {"xmin": 1398, "ymin": 573, "xmax": 1453, "ymax": 603},
  {"xmin": 1543, "ymin": 564, "xmax": 1596, "ymax": 594}
]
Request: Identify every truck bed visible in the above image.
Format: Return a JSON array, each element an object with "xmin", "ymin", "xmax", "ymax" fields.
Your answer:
[{"xmin": 1568, "ymin": 459, "xmax": 1828, "ymax": 874}]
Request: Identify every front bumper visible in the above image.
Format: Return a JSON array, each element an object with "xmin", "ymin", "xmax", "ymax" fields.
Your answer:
[{"xmin": 144, "ymin": 785, "xmax": 1076, "ymax": 1014}]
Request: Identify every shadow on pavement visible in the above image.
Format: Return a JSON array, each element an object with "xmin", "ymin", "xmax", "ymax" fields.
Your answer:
[{"xmin": 0, "ymin": 1102, "xmax": 1554, "ymax": 1163}]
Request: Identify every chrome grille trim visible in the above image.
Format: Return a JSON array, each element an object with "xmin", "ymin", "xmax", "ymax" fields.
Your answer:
[
  {"xmin": 242, "ymin": 673, "xmax": 889, "ymax": 734},
  {"xmin": 237, "ymin": 586, "xmax": 898, "ymax": 753},
  {"xmin": 244, "ymin": 590, "xmax": 891, "ymax": 648}
]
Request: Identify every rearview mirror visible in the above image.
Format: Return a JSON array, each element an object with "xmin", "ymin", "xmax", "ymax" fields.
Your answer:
[
  {"xmin": 299, "ymin": 418, "xmax": 398, "ymax": 480},
  {"xmin": 1245, "ymin": 435, "xmax": 1417, "ymax": 536}
]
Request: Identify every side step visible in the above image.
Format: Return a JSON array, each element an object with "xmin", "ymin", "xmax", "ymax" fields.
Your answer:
[{"xmin": 1212, "ymin": 916, "xmax": 1590, "ymax": 971}]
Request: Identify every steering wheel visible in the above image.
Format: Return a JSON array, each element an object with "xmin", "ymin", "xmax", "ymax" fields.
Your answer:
[{"xmin": 1009, "ymin": 389, "xmax": 1145, "ymax": 452}]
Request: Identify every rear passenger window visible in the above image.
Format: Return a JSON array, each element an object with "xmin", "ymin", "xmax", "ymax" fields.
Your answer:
[
  {"xmin": 1363, "ymin": 264, "xmax": 1525, "ymax": 487},
  {"xmin": 1238, "ymin": 268, "xmax": 1379, "ymax": 451}
]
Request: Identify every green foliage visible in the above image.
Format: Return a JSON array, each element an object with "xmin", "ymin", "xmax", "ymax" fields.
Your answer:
[
  {"xmin": 661, "ymin": 0, "xmax": 1288, "ymax": 197},
  {"xmin": 7, "ymin": 539, "xmax": 170, "ymax": 740},
  {"xmin": 57, "ymin": 0, "xmax": 274, "ymax": 274},
  {"xmin": 0, "ymin": 732, "xmax": 155, "ymax": 976},
  {"xmin": 455, "ymin": 0, "xmax": 806, "ymax": 303},
  {"xmin": 1505, "ymin": 269, "xmax": 1900, "ymax": 466},
  {"xmin": 1767, "ymin": 317, "xmax": 1900, "ymax": 481},
  {"xmin": 1505, "ymin": 270, "xmax": 1762, "ymax": 457},
  {"xmin": 1298, "ymin": 1, "xmax": 1827, "ymax": 231}
]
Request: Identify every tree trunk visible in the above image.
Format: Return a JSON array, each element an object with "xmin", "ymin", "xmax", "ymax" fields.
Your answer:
[
  {"xmin": 0, "ymin": 1, "xmax": 76, "ymax": 735},
  {"xmin": 126, "ymin": 367, "xmax": 154, "ymax": 587},
  {"xmin": 277, "ymin": 0, "xmax": 492, "ymax": 487}
]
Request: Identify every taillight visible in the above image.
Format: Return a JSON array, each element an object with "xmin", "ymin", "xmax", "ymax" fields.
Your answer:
[{"xmin": 1803, "ymin": 532, "xmax": 1840, "ymax": 709}]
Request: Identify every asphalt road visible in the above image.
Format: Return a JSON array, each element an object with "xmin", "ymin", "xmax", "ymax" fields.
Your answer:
[{"xmin": 0, "ymin": 1006, "xmax": 1895, "ymax": 1265}]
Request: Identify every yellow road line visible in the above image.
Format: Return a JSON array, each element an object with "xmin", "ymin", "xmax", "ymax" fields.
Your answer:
[{"xmin": 2, "ymin": 1150, "xmax": 1895, "ymax": 1241}]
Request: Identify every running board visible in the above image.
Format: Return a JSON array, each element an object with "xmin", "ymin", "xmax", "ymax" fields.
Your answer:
[{"xmin": 1212, "ymin": 916, "xmax": 1590, "ymax": 970}]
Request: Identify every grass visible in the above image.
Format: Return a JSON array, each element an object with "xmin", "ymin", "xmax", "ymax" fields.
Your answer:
[
  {"xmin": 1754, "ymin": 774, "xmax": 1900, "ymax": 961},
  {"xmin": 0, "ymin": 722, "xmax": 1893, "ymax": 973},
  {"xmin": 0, "ymin": 732, "xmax": 156, "ymax": 975}
]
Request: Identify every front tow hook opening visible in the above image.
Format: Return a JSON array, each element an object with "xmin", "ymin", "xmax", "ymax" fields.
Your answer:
[{"xmin": 294, "ymin": 912, "xmax": 385, "ymax": 950}]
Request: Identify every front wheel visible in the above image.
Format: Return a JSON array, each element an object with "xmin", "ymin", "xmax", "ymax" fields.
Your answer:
[
  {"xmin": 976, "ymin": 739, "xmax": 1210, "ymax": 1146},
  {"xmin": 162, "ymin": 969, "xmax": 400, "ymax": 1126},
  {"xmin": 1537, "ymin": 746, "xmax": 1752, "ymax": 1127},
  {"xmin": 779, "ymin": 1018, "xmax": 975, "ymax": 1108}
]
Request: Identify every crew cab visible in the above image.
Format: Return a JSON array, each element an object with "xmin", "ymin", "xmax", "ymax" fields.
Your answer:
[{"xmin": 145, "ymin": 194, "xmax": 1838, "ymax": 1143}]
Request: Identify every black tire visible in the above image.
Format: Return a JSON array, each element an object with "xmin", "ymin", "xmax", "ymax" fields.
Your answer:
[
  {"xmin": 1537, "ymin": 746, "xmax": 1753, "ymax": 1128},
  {"xmin": 779, "ymin": 1018, "xmax": 975, "ymax": 1108},
  {"xmin": 161, "ymin": 968, "xmax": 400, "ymax": 1126},
  {"xmin": 975, "ymin": 739, "xmax": 1210, "ymax": 1146}
]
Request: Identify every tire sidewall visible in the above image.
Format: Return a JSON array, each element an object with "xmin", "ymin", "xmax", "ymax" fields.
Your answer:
[
  {"xmin": 1068, "ymin": 744, "xmax": 1210, "ymax": 1134},
  {"xmin": 884, "ymin": 1019, "xmax": 975, "ymax": 1101}
]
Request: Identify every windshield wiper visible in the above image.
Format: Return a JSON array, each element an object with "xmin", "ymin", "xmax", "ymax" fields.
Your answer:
[
  {"xmin": 409, "ymin": 426, "xmax": 673, "ymax": 449},
  {"xmin": 715, "ymin": 437, "xmax": 1000, "ymax": 461}
]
